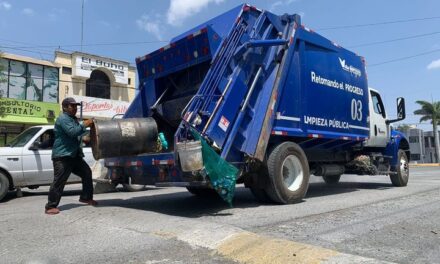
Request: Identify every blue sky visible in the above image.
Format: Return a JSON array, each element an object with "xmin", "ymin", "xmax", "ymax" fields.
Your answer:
[{"xmin": 0, "ymin": 0, "xmax": 439, "ymax": 130}]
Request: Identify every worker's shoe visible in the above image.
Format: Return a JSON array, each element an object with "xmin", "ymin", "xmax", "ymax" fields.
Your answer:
[
  {"xmin": 45, "ymin": 207, "xmax": 60, "ymax": 215},
  {"xmin": 79, "ymin": 199, "xmax": 98, "ymax": 206}
]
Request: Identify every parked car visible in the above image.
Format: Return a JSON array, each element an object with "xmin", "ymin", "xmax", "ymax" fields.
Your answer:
[{"xmin": 0, "ymin": 125, "xmax": 145, "ymax": 201}]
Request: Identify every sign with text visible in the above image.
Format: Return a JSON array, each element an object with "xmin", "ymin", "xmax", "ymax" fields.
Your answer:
[
  {"xmin": 73, "ymin": 55, "xmax": 129, "ymax": 84},
  {"xmin": 0, "ymin": 98, "xmax": 60, "ymax": 118},
  {"xmin": 72, "ymin": 95, "xmax": 130, "ymax": 119}
]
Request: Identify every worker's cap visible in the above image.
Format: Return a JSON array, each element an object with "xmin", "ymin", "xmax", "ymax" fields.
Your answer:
[{"xmin": 61, "ymin": 97, "xmax": 81, "ymax": 108}]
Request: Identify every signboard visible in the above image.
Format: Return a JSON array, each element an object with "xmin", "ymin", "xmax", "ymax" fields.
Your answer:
[
  {"xmin": 73, "ymin": 54, "xmax": 129, "ymax": 84},
  {"xmin": 0, "ymin": 98, "xmax": 60, "ymax": 124},
  {"xmin": 72, "ymin": 95, "xmax": 130, "ymax": 119}
]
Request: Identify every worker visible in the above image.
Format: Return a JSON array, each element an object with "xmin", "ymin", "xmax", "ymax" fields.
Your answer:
[{"xmin": 45, "ymin": 97, "xmax": 96, "ymax": 215}]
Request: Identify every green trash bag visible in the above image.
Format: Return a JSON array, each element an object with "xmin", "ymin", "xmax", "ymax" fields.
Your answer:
[{"xmin": 191, "ymin": 130, "xmax": 238, "ymax": 206}]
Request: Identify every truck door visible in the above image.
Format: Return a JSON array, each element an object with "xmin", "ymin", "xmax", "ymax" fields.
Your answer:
[{"xmin": 366, "ymin": 89, "xmax": 389, "ymax": 147}]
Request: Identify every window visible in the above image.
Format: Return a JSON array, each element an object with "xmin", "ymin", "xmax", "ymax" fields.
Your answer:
[
  {"xmin": 0, "ymin": 58, "xmax": 59, "ymax": 102},
  {"xmin": 86, "ymin": 70, "xmax": 110, "ymax": 99},
  {"xmin": 410, "ymin": 154, "xmax": 421, "ymax": 160},
  {"xmin": 128, "ymin": 78, "xmax": 131, "ymax": 85},
  {"xmin": 62, "ymin": 67, "xmax": 72, "ymax": 75},
  {"xmin": 425, "ymin": 137, "xmax": 430, "ymax": 148},
  {"xmin": 409, "ymin": 136, "xmax": 419, "ymax": 143},
  {"xmin": 370, "ymin": 91, "xmax": 386, "ymax": 118},
  {"xmin": 430, "ymin": 137, "xmax": 435, "ymax": 147}
]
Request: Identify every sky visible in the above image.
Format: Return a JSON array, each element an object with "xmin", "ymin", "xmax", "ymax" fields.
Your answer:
[{"xmin": 0, "ymin": 0, "xmax": 439, "ymax": 131}]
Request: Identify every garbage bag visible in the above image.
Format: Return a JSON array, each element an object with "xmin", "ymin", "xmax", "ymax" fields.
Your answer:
[{"xmin": 191, "ymin": 129, "xmax": 238, "ymax": 206}]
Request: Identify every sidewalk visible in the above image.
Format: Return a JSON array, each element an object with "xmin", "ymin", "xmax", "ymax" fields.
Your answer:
[{"xmin": 409, "ymin": 163, "xmax": 440, "ymax": 167}]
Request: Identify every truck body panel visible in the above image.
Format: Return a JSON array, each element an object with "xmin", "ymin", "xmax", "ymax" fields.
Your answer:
[{"xmin": 105, "ymin": 4, "xmax": 409, "ymax": 191}]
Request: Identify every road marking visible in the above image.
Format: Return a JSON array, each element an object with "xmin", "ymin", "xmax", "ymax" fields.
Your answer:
[
  {"xmin": 217, "ymin": 232, "xmax": 337, "ymax": 264},
  {"xmin": 215, "ymin": 231, "xmax": 395, "ymax": 264}
]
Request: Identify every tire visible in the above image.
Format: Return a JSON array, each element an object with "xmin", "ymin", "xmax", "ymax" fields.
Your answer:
[
  {"xmin": 186, "ymin": 187, "xmax": 219, "ymax": 197},
  {"xmin": 0, "ymin": 172, "xmax": 10, "ymax": 202},
  {"xmin": 265, "ymin": 142, "xmax": 310, "ymax": 204},
  {"xmin": 323, "ymin": 175, "xmax": 341, "ymax": 184},
  {"xmin": 390, "ymin": 149, "xmax": 409, "ymax": 187}
]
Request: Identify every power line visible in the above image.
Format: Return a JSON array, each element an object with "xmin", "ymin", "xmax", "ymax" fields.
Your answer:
[
  {"xmin": 369, "ymin": 48, "xmax": 440, "ymax": 67},
  {"xmin": 348, "ymin": 31, "xmax": 440, "ymax": 48},
  {"xmin": 0, "ymin": 40, "xmax": 168, "ymax": 50},
  {"xmin": 317, "ymin": 15, "xmax": 440, "ymax": 31}
]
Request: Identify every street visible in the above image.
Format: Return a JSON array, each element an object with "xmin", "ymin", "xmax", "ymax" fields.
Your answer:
[{"xmin": 1, "ymin": 166, "xmax": 439, "ymax": 264}]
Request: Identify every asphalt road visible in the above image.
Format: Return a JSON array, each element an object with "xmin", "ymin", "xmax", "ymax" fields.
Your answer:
[{"xmin": 0, "ymin": 167, "xmax": 439, "ymax": 263}]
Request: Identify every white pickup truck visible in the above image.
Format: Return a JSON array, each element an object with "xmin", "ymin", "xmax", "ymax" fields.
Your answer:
[{"xmin": 0, "ymin": 125, "xmax": 145, "ymax": 201}]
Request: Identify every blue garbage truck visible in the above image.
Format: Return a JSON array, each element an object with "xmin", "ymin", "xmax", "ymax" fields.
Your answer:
[{"xmin": 92, "ymin": 4, "xmax": 410, "ymax": 204}]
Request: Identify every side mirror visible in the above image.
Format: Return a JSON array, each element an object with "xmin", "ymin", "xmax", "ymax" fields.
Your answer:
[
  {"xmin": 29, "ymin": 141, "xmax": 41, "ymax": 151},
  {"xmin": 386, "ymin": 97, "xmax": 406, "ymax": 124},
  {"xmin": 396, "ymin": 97, "xmax": 406, "ymax": 120}
]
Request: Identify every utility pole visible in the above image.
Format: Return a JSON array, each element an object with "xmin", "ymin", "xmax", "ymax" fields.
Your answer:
[{"xmin": 81, "ymin": 0, "xmax": 84, "ymax": 51}]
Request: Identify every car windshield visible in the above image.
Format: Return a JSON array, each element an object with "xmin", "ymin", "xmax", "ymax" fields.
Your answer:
[{"xmin": 8, "ymin": 127, "xmax": 42, "ymax": 148}]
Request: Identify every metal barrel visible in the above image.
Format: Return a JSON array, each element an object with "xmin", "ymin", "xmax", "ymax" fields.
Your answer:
[{"xmin": 90, "ymin": 118, "xmax": 158, "ymax": 160}]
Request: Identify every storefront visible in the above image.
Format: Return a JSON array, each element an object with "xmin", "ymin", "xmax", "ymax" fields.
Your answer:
[
  {"xmin": 0, "ymin": 97, "xmax": 60, "ymax": 146},
  {"xmin": 0, "ymin": 51, "xmax": 136, "ymax": 145},
  {"xmin": 0, "ymin": 53, "xmax": 60, "ymax": 146}
]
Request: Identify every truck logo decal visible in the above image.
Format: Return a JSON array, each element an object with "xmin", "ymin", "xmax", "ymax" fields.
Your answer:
[
  {"xmin": 339, "ymin": 57, "xmax": 362, "ymax": 77},
  {"xmin": 218, "ymin": 116, "xmax": 230, "ymax": 132}
]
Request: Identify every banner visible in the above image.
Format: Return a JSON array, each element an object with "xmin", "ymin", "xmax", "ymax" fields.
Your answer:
[{"xmin": 72, "ymin": 95, "xmax": 130, "ymax": 119}]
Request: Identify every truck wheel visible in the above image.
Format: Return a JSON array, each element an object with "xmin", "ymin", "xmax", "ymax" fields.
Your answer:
[
  {"xmin": 0, "ymin": 172, "xmax": 10, "ymax": 202},
  {"xmin": 323, "ymin": 175, "xmax": 341, "ymax": 184},
  {"xmin": 265, "ymin": 142, "xmax": 310, "ymax": 204},
  {"xmin": 186, "ymin": 187, "xmax": 219, "ymax": 197},
  {"xmin": 390, "ymin": 149, "xmax": 409, "ymax": 187}
]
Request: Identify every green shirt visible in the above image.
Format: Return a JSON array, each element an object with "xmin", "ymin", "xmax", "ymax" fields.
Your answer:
[{"xmin": 52, "ymin": 112, "xmax": 87, "ymax": 159}]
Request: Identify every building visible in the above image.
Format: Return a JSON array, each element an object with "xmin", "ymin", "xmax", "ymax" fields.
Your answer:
[
  {"xmin": 54, "ymin": 51, "xmax": 136, "ymax": 120},
  {"xmin": 403, "ymin": 128, "xmax": 425, "ymax": 163},
  {"xmin": 0, "ymin": 53, "xmax": 61, "ymax": 146},
  {"xmin": 0, "ymin": 51, "xmax": 137, "ymax": 146},
  {"xmin": 423, "ymin": 131, "xmax": 440, "ymax": 163}
]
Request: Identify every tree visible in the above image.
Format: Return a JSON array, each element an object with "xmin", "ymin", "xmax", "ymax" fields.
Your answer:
[
  {"xmin": 414, "ymin": 100, "xmax": 440, "ymax": 163},
  {"xmin": 395, "ymin": 123, "xmax": 412, "ymax": 133}
]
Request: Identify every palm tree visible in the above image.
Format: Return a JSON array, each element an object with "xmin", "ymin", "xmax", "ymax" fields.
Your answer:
[{"xmin": 414, "ymin": 100, "xmax": 440, "ymax": 163}]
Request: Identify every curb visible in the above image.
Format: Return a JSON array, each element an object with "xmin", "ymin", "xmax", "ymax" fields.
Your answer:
[{"xmin": 409, "ymin": 163, "xmax": 440, "ymax": 167}]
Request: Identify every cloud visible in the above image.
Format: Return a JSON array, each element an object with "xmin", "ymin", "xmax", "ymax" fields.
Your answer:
[
  {"xmin": 0, "ymin": 1, "xmax": 11, "ymax": 10},
  {"xmin": 22, "ymin": 8, "xmax": 34, "ymax": 16},
  {"xmin": 269, "ymin": 1, "xmax": 283, "ymax": 11},
  {"xmin": 167, "ymin": 0, "xmax": 224, "ymax": 26},
  {"xmin": 48, "ymin": 8, "xmax": 65, "ymax": 20},
  {"xmin": 427, "ymin": 59, "xmax": 440, "ymax": 70},
  {"xmin": 269, "ymin": 0, "xmax": 299, "ymax": 11},
  {"xmin": 99, "ymin": 21, "xmax": 111, "ymax": 27},
  {"xmin": 136, "ymin": 15, "xmax": 163, "ymax": 40}
]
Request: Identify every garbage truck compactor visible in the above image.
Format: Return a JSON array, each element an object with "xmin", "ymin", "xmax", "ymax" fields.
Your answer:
[{"xmin": 94, "ymin": 4, "xmax": 410, "ymax": 204}]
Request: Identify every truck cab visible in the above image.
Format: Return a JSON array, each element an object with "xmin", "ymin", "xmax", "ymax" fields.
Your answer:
[{"xmin": 365, "ymin": 88, "xmax": 406, "ymax": 147}]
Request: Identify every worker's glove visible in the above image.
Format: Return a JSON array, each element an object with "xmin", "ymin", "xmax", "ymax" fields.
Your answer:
[{"xmin": 83, "ymin": 119, "xmax": 94, "ymax": 128}]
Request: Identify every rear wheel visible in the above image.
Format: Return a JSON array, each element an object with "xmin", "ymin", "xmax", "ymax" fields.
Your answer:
[
  {"xmin": 390, "ymin": 149, "xmax": 409, "ymax": 187},
  {"xmin": 265, "ymin": 142, "xmax": 310, "ymax": 204},
  {"xmin": 323, "ymin": 175, "xmax": 341, "ymax": 184},
  {"xmin": 0, "ymin": 172, "xmax": 10, "ymax": 202}
]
